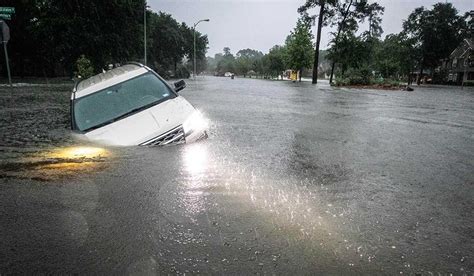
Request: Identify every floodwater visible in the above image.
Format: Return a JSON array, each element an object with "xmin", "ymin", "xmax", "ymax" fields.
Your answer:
[{"xmin": 0, "ymin": 77, "xmax": 473, "ymax": 274}]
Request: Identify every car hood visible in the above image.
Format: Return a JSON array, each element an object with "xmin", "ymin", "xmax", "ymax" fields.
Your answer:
[{"xmin": 84, "ymin": 96, "xmax": 196, "ymax": 146}]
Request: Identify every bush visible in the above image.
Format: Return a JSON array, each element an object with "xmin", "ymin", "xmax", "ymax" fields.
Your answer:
[
  {"xmin": 152, "ymin": 63, "xmax": 190, "ymax": 79},
  {"xmin": 432, "ymin": 69, "xmax": 448, "ymax": 84},
  {"xmin": 175, "ymin": 64, "xmax": 190, "ymax": 79},
  {"xmin": 346, "ymin": 66, "xmax": 373, "ymax": 85},
  {"xmin": 373, "ymin": 77, "xmax": 403, "ymax": 87},
  {"xmin": 334, "ymin": 76, "xmax": 350, "ymax": 86},
  {"xmin": 334, "ymin": 66, "xmax": 374, "ymax": 86},
  {"xmin": 75, "ymin": 55, "xmax": 94, "ymax": 79},
  {"xmin": 388, "ymin": 79, "xmax": 403, "ymax": 86},
  {"xmin": 153, "ymin": 64, "xmax": 171, "ymax": 79}
]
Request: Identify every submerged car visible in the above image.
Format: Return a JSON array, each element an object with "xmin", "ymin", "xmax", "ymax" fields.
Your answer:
[{"xmin": 71, "ymin": 63, "xmax": 208, "ymax": 146}]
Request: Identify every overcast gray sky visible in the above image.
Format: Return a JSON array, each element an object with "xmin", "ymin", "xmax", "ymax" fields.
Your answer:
[{"xmin": 149, "ymin": 0, "xmax": 473, "ymax": 57}]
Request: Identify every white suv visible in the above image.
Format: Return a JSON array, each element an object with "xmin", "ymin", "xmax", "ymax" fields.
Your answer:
[{"xmin": 70, "ymin": 63, "xmax": 207, "ymax": 146}]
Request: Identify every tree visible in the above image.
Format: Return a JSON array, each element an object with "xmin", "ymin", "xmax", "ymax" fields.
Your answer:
[
  {"xmin": 235, "ymin": 49, "xmax": 263, "ymax": 76},
  {"xmin": 147, "ymin": 12, "xmax": 185, "ymax": 76},
  {"xmin": 223, "ymin": 47, "xmax": 232, "ymax": 57},
  {"xmin": 359, "ymin": 2, "xmax": 385, "ymax": 39},
  {"xmin": 1, "ymin": 0, "xmax": 43, "ymax": 77},
  {"xmin": 207, "ymin": 53, "xmax": 223, "ymax": 73},
  {"xmin": 36, "ymin": 0, "xmax": 145, "ymax": 75},
  {"xmin": 146, "ymin": 12, "xmax": 210, "ymax": 78},
  {"xmin": 181, "ymin": 23, "xmax": 209, "ymax": 74},
  {"xmin": 266, "ymin": 45, "xmax": 287, "ymax": 79},
  {"xmin": 403, "ymin": 3, "xmax": 467, "ymax": 84},
  {"xmin": 298, "ymin": 0, "xmax": 338, "ymax": 84},
  {"xmin": 327, "ymin": 0, "xmax": 384, "ymax": 83},
  {"xmin": 465, "ymin": 10, "xmax": 474, "ymax": 37},
  {"xmin": 0, "ymin": 1, "xmax": 208, "ymax": 79},
  {"xmin": 235, "ymin": 57, "xmax": 251, "ymax": 76},
  {"xmin": 327, "ymin": 33, "xmax": 369, "ymax": 75},
  {"xmin": 285, "ymin": 18, "xmax": 314, "ymax": 82},
  {"xmin": 75, "ymin": 55, "xmax": 94, "ymax": 79},
  {"xmin": 373, "ymin": 33, "xmax": 417, "ymax": 82},
  {"xmin": 216, "ymin": 47, "xmax": 235, "ymax": 74},
  {"xmin": 327, "ymin": 0, "xmax": 357, "ymax": 84},
  {"xmin": 3, "ymin": 0, "xmax": 145, "ymax": 77},
  {"xmin": 358, "ymin": 3, "xmax": 385, "ymax": 70},
  {"xmin": 253, "ymin": 55, "xmax": 269, "ymax": 78}
]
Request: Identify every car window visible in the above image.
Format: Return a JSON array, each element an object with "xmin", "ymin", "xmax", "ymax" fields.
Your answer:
[{"xmin": 73, "ymin": 72, "xmax": 173, "ymax": 131}]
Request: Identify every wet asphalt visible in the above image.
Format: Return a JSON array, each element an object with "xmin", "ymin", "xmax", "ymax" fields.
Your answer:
[{"xmin": 0, "ymin": 77, "xmax": 473, "ymax": 274}]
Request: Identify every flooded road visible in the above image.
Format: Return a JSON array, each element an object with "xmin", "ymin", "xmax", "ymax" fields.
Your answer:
[{"xmin": 1, "ymin": 77, "xmax": 473, "ymax": 274}]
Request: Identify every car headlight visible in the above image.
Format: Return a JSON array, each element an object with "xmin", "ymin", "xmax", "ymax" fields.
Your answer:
[{"xmin": 183, "ymin": 110, "xmax": 208, "ymax": 135}]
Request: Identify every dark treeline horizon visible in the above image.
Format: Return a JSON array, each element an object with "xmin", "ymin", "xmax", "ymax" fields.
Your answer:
[{"xmin": 0, "ymin": 0, "xmax": 208, "ymax": 79}]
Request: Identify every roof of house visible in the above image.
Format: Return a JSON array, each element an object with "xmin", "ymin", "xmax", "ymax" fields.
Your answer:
[
  {"xmin": 76, "ymin": 63, "xmax": 144, "ymax": 92},
  {"xmin": 450, "ymin": 38, "xmax": 474, "ymax": 59},
  {"xmin": 465, "ymin": 38, "xmax": 474, "ymax": 49}
]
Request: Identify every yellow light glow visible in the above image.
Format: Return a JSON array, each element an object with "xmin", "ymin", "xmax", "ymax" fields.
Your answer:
[
  {"xmin": 50, "ymin": 146, "xmax": 109, "ymax": 159},
  {"xmin": 6, "ymin": 146, "xmax": 111, "ymax": 181}
]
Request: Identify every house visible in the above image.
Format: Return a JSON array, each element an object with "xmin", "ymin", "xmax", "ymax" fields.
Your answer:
[
  {"xmin": 440, "ymin": 38, "xmax": 474, "ymax": 85},
  {"xmin": 410, "ymin": 69, "xmax": 432, "ymax": 85}
]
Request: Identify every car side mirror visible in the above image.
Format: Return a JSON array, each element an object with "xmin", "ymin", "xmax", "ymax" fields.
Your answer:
[{"xmin": 174, "ymin": 80, "xmax": 186, "ymax": 92}]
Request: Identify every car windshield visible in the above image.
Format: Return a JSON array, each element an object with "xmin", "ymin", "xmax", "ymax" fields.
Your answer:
[{"xmin": 73, "ymin": 72, "xmax": 173, "ymax": 131}]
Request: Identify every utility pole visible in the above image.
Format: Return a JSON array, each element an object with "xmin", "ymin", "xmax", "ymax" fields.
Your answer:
[
  {"xmin": 193, "ymin": 19, "xmax": 210, "ymax": 79},
  {"xmin": 0, "ymin": 20, "xmax": 11, "ymax": 87},
  {"xmin": 144, "ymin": 4, "xmax": 149, "ymax": 66},
  {"xmin": 3, "ymin": 42, "xmax": 10, "ymax": 86}
]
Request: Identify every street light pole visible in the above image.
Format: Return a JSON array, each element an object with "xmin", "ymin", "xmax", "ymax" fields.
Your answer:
[
  {"xmin": 3, "ymin": 41, "xmax": 11, "ymax": 87},
  {"xmin": 193, "ymin": 19, "xmax": 210, "ymax": 79},
  {"xmin": 144, "ymin": 4, "xmax": 149, "ymax": 66}
]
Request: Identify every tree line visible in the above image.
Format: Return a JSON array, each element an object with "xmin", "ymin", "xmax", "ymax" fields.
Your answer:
[
  {"xmin": 208, "ymin": 1, "xmax": 472, "ymax": 86},
  {"xmin": 303, "ymin": 0, "xmax": 472, "ymax": 85},
  {"xmin": 207, "ymin": 19, "xmax": 318, "ymax": 81},
  {"xmin": 0, "ymin": 0, "xmax": 209, "ymax": 79}
]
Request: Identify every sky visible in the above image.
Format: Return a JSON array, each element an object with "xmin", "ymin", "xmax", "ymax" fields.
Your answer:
[{"xmin": 149, "ymin": 0, "xmax": 474, "ymax": 57}]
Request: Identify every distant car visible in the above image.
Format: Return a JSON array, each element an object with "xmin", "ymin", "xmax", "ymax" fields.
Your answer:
[
  {"xmin": 70, "ymin": 63, "xmax": 207, "ymax": 146},
  {"xmin": 224, "ymin": 72, "xmax": 233, "ymax": 77}
]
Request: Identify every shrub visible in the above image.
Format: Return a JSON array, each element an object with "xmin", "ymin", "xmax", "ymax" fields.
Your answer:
[
  {"xmin": 432, "ymin": 69, "xmax": 448, "ymax": 84},
  {"xmin": 334, "ymin": 76, "xmax": 350, "ymax": 86},
  {"xmin": 154, "ymin": 64, "xmax": 171, "ymax": 79},
  {"xmin": 175, "ymin": 64, "xmax": 190, "ymax": 79},
  {"xmin": 335, "ymin": 66, "xmax": 374, "ymax": 86},
  {"xmin": 346, "ymin": 66, "xmax": 373, "ymax": 85},
  {"xmin": 75, "ymin": 55, "xmax": 94, "ymax": 79}
]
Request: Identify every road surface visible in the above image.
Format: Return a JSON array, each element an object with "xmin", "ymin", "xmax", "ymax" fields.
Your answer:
[{"xmin": 0, "ymin": 77, "xmax": 473, "ymax": 274}]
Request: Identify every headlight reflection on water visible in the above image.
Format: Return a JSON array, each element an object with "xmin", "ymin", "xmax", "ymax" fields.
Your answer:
[
  {"xmin": 9, "ymin": 146, "xmax": 112, "ymax": 181},
  {"xmin": 49, "ymin": 146, "xmax": 109, "ymax": 160},
  {"xmin": 183, "ymin": 143, "xmax": 208, "ymax": 175},
  {"xmin": 178, "ymin": 143, "xmax": 210, "ymax": 215},
  {"xmin": 41, "ymin": 146, "xmax": 110, "ymax": 174},
  {"xmin": 178, "ymin": 143, "xmax": 376, "ymax": 268}
]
